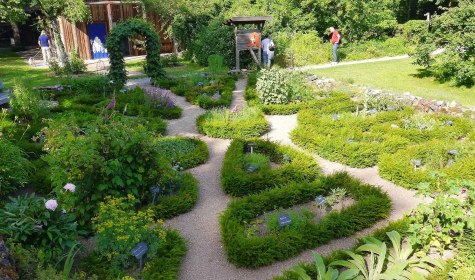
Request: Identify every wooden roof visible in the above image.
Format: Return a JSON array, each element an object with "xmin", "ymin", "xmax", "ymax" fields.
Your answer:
[{"xmin": 225, "ymin": 16, "xmax": 272, "ymax": 26}]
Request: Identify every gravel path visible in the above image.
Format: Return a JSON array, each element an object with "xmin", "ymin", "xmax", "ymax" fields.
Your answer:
[
  {"xmin": 296, "ymin": 55, "xmax": 409, "ymax": 71},
  {"xmin": 126, "ymin": 76, "xmax": 424, "ymax": 280}
]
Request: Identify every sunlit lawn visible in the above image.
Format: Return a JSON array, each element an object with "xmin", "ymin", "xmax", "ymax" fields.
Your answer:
[
  {"xmin": 125, "ymin": 59, "xmax": 207, "ymax": 76},
  {"xmin": 310, "ymin": 58, "xmax": 475, "ymax": 107},
  {"xmin": 0, "ymin": 49, "xmax": 63, "ymax": 87}
]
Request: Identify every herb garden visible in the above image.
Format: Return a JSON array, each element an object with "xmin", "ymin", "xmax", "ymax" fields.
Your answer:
[{"xmin": 1, "ymin": 0, "xmax": 475, "ymax": 279}]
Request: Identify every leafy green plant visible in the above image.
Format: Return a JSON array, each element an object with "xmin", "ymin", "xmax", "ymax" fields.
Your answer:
[
  {"xmin": 324, "ymin": 187, "xmax": 347, "ymax": 208},
  {"xmin": 0, "ymin": 138, "xmax": 32, "ymax": 195},
  {"xmin": 9, "ymin": 78, "xmax": 47, "ymax": 120},
  {"xmin": 256, "ymin": 68, "xmax": 291, "ymax": 105},
  {"xmin": 154, "ymin": 137, "xmax": 208, "ymax": 169},
  {"xmin": 207, "ymin": 54, "xmax": 228, "ymax": 77},
  {"xmin": 0, "ymin": 193, "xmax": 81, "ymax": 263},
  {"xmin": 64, "ymin": 50, "xmax": 87, "ymax": 74},
  {"xmin": 197, "ymin": 106, "xmax": 269, "ymax": 139},
  {"xmin": 93, "ymin": 195, "xmax": 167, "ymax": 269},
  {"xmin": 292, "ymin": 252, "xmax": 358, "ymax": 280},
  {"xmin": 242, "ymin": 153, "xmax": 270, "ymax": 171}
]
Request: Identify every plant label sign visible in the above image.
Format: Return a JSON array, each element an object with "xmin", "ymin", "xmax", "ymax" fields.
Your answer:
[
  {"xmin": 278, "ymin": 214, "xmax": 291, "ymax": 227},
  {"xmin": 316, "ymin": 195, "xmax": 326, "ymax": 206},
  {"xmin": 131, "ymin": 242, "xmax": 148, "ymax": 259}
]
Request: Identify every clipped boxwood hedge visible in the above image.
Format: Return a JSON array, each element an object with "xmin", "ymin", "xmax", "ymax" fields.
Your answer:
[
  {"xmin": 155, "ymin": 136, "xmax": 209, "ymax": 169},
  {"xmin": 220, "ymin": 173, "xmax": 391, "ymax": 268},
  {"xmin": 148, "ymin": 172, "xmax": 198, "ymax": 219},
  {"xmin": 378, "ymin": 139, "xmax": 475, "ymax": 190},
  {"xmin": 142, "ymin": 229, "xmax": 187, "ymax": 280},
  {"xmin": 292, "ymin": 108, "xmax": 473, "ymax": 168},
  {"xmin": 221, "ymin": 139, "xmax": 320, "ymax": 197},
  {"xmin": 196, "ymin": 107, "xmax": 269, "ymax": 139}
]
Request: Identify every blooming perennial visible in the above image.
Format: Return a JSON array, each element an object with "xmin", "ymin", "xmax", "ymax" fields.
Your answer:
[
  {"xmin": 45, "ymin": 199, "xmax": 58, "ymax": 211},
  {"xmin": 63, "ymin": 183, "xmax": 76, "ymax": 192}
]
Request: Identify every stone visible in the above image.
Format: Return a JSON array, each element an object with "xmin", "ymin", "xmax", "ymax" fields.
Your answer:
[{"xmin": 0, "ymin": 238, "xmax": 19, "ymax": 280}]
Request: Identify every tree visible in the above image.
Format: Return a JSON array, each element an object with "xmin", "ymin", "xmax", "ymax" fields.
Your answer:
[
  {"xmin": 33, "ymin": 0, "xmax": 89, "ymax": 65},
  {"xmin": 0, "ymin": 0, "xmax": 29, "ymax": 45}
]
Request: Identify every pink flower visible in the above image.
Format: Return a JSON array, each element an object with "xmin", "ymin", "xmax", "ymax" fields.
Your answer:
[
  {"xmin": 63, "ymin": 183, "xmax": 76, "ymax": 192},
  {"xmin": 45, "ymin": 199, "xmax": 58, "ymax": 211},
  {"xmin": 436, "ymin": 226, "xmax": 442, "ymax": 232}
]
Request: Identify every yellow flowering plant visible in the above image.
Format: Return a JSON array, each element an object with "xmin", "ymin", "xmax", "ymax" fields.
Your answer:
[{"xmin": 93, "ymin": 195, "xmax": 167, "ymax": 269}]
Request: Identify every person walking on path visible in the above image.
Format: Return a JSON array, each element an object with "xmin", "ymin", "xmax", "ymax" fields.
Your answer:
[
  {"xmin": 329, "ymin": 26, "xmax": 341, "ymax": 65},
  {"xmin": 38, "ymin": 31, "xmax": 51, "ymax": 64},
  {"xmin": 261, "ymin": 34, "xmax": 275, "ymax": 68}
]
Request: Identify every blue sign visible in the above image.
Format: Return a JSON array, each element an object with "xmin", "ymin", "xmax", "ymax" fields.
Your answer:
[
  {"xmin": 247, "ymin": 165, "xmax": 257, "ymax": 173},
  {"xmin": 446, "ymin": 120, "xmax": 454, "ymax": 126},
  {"xmin": 316, "ymin": 195, "xmax": 326, "ymax": 206},
  {"xmin": 150, "ymin": 185, "xmax": 161, "ymax": 194},
  {"xmin": 131, "ymin": 242, "xmax": 148, "ymax": 259},
  {"xmin": 278, "ymin": 214, "xmax": 291, "ymax": 227},
  {"xmin": 448, "ymin": 149, "xmax": 458, "ymax": 156},
  {"xmin": 88, "ymin": 23, "xmax": 109, "ymax": 59}
]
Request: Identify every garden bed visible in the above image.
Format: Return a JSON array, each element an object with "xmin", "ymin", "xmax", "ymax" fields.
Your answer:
[
  {"xmin": 154, "ymin": 136, "xmax": 208, "ymax": 170},
  {"xmin": 196, "ymin": 106, "xmax": 269, "ymax": 139},
  {"xmin": 378, "ymin": 139, "xmax": 475, "ymax": 191},
  {"xmin": 292, "ymin": 108, "xmax": 473, "ymax": 167},
  {"xmin": 220, "ymin": 172, "xmax": 391, "ymax": 268},
  {"xmin": 221, "ymin": 139, "xmax": 320, "ymax": 197}
]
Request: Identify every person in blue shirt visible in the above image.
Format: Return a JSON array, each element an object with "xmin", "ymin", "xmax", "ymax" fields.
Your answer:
[{"xmin": 38, "ymin": 31, "xmax": 51, "ymax": 64}]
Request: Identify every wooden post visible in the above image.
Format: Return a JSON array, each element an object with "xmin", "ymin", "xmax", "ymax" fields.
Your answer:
[
  {"xmin": 72, "ymin": 22, "xmax": 79, "ymax": 52},
  {"xmin": 235, "ymin": 26, "xmax": 240, "ymax": 71},
  {"xmin": 106, "ymin": 3, "xmax": 113, "ymax": 31}
]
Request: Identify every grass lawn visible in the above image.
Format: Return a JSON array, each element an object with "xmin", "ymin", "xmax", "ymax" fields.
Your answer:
[
  {"xmin": 310, "ymin": 58, "xmax": 475, "ymax": 107},
  {"xmin": 0, "ymin": 49, "xmax": 63, "ymax": 87},
  {"xmin": 125, "ymin": 59, "xmax": 206, "ymax": 76}
]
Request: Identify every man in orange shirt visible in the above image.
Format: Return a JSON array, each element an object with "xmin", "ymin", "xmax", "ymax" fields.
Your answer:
[{"xmin": 329, "ymin": 26, "xmax": 341, "ymax": 65}]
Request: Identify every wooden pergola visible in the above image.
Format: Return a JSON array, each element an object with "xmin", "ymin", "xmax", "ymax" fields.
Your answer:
[{"xmin": 225, "ymin": 16, "xmax": 272, "ymax": 71}]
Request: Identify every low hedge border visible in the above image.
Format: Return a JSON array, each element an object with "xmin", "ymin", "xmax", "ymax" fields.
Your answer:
[
  {"xmin": 221, "ymin": 139, "xmax": 320, "ymax": 197},
  {"xmin": 196, "ymin": 108, "xmax": 269, "ymax": 139},
  {"xmin": 220, "ymin": 172, "xmax": 391, "ymax": 268},
  {"xmin": 378, "ymin": 139, "xmax": 475, "ymax": 190},
  {"xmin": 292, "ymin": 109, "xmax": 473, "ymax": 168},
  {"xmin": 148, "ymin": 172, "xmax": 198, "ymax": 219},
  {"xmin": 142, "ymin": 229, "xmax": 187, "ymax": 280},
  {"xmin": 155, "ymin": 136, "xmax": 209, "ymax": 170}
]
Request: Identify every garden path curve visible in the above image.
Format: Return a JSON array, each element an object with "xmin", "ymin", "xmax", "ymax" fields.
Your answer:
[{"xmin": 128, "ymin": 76, "xmax": 423, "ymax": 280}]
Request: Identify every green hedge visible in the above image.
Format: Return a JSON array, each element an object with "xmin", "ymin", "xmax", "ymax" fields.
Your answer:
[
  {"xmin": 155, "ymin": 137, "xmax": 209, "ymax": 169},
  {"xmin": 197, "ymin": 107, "xmax": 269, "ymax": 139},
  {"xmin": 378, "ymin": 139, "xmax": 475, "ymax": 191},
  {"xmin": 292, "ymin": 109, "xmax": 473, "ymax": 168},
  {"xmin": 148, "ymin": 172, "xmax": 199, "ymax": 220},
  {"xmin": 220, "ymin": 173, "xmax": 391, "ymax": 268},
  {"xmin": 221, "ymin": 139, "xmax": 320, "ymax": 197},
  {"xmin": 142, "ymin": 230, "xmax": 187, "ymax": 280}
]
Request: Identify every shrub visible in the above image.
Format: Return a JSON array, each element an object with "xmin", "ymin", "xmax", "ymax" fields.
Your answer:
[
  {"xmin": 192, "ymin": 17, "xmax": 235, "ymax": 68},
  {"xmin": 154, "ymin": 137, "xmax": 208, "ymax": 170},
  {"xmin": 44, "ymin": 117, "xmax": 171, "ymax": 229},
  {"xmin": 148, "ymin": 172, "xmax": 198, "ymax": 219},
  {"xmin": 379, "ymin": 140, "xmax": 475, "ymax": 191},
  {"xmin": 0, "ymin": 139, "xmax": 32, "ymax": 196},
  {"xmin": 197, "ymin": 106, "xmax": 269, "ymax": 139},
  {"xmin": 292, "ymin": 109, "xmax": 473, "ymax": 167},
  {"xmin": 256, "ymin": 68, "xmax": 291, "ymax": 105},
  {"xmin": 64, "ymin": 50, "xmax": 87, "ymax": 74},
  {"xmin": 207, "ymin": 54, "xmax": 228, "ymax": 77},
  {"xmin": 220, "ymin": 173, "xmax": 391, "ymax": 268},
  {"xmin": 221, "ymin": 139, "xmax": 320, "ymax": 197},
  {"xmin": 0, "ymin": 194, "xmax": 80, "ymax": 262},
  {"xmin": 93, "ymin": 195, "xmax": 167, "ymax": 269},
  {"xmin": 9, "ymin": 79, "xmax": 46, "ymax": 120},
  {"xmin": 63, "ymin": 75, "xmax": 113, "ymax": 96}
]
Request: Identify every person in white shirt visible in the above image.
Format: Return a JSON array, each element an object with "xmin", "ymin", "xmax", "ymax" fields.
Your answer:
[{"xmin": 261, "ymin": 34, "xmax": 274, "ymax": 68}]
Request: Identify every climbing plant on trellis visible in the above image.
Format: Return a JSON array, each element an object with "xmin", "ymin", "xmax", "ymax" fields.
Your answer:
[{"xmin": 107, "ymin": 19, "xmax": 165, "ymax": 87}]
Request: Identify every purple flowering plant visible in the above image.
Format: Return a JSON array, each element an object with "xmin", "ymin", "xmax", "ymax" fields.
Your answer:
[{"xmin": 144, "ymin": 86, "xmax": 176, "ymax": 108}]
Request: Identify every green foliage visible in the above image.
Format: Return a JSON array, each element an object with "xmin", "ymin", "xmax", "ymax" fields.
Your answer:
[
  {"xmin": 192, "ymin": 17, "xmax": 235, "ymax": 68},
  {"xmin": 63, "ymin": 75, "xmax": 113, "ymax": 96},
  {"xmin": 221, "ymin": 139, "xmax": 320, "ymax": 197},
  {"xmin": 44, "ymin": 118, "xmax": 170, "ymax": 229},
  {"xmin": 93, "ymin": 195, "xmax": 167, "ymax": 269},
  {"xmin": 292, "ymin": 109, "xmax": 473, "ymax": 167},
  {"xmin": 407, "ymin": 183, "xmax": 475, "ymax": 255},
  {"xmin": 155, "ymin": 136, "xmax": 208, "ymax": 170},
  {"xmin": 0, "ymin": 138, "xmax": 32, "ymax": 195},
  {"xmin": 397, "ymin": 20, "xmax": 428, "ymax": 44},
  {"xmin": 379, "ymin": 139, "xmax": 475, "ymax": 191},
  {"xmin": 9, "ymin": 78, "xmax": 47, "ymax": 120},
  {"xmin": 0, "ymin": 194, "xmax": 80, "ymax": 262},
  {"xmin": 330, "ymin": 231, "xmax": 442, "ymax": 279},
  {"xmin": 412, "ymin": 1, "xmax": 475, "ymax": 86},
  {"xmin": 256, "ymin": 68, "xmax": 291, "ymax": 105},
  {"xmin": 148, "ymin": 172, "xmax": 198, "ymax": 220},
  {"xmin": 63, "ymin": 50, "xmax": 87, "ymax": 74},
  {"xmin": 197, "ymin": 106, "xmax": 269, "ymax": 139},
  {"xmin": 220, "ymin": 173, "xmax": 391, "ymax": 268},
  {"xmin": 242, "ymin": 153, "xmax": 271, "ymax": 171},
  {"xmin": 207, "ymin": 54, "xmax": 228, "ymax": 77},
  {"xmin": 107, "ymin": 19, "xmax": 165, "ymax": 87}
]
